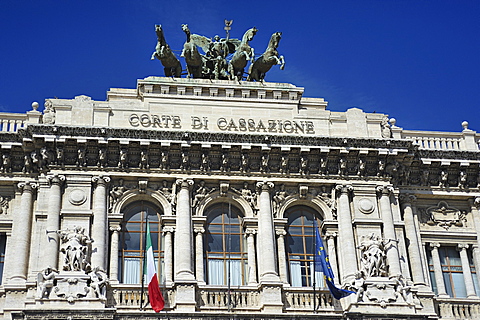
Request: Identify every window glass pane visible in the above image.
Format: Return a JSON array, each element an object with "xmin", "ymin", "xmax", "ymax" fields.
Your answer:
[
  {"xmin": 286, "ymin": 205, "xmax": 321, "ymax": 287},
  {"xmin": 124, "ymin": 232, "xmax": 141, "ymax": 251},
  {"xmin": 205, "ymin": 203, "xmax": 246, "ymax": 286},
  {"xmin": 120, "ymin": 201, "xmax": 163, "ymax": 284},
  {"xmin": 452, "ymin": 273, "xmax": 467, "ymax": 298}
]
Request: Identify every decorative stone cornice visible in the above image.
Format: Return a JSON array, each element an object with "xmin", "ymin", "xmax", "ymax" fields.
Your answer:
[{"xmin": 22, "ymin": 124, "xmax": 414, "ymax": 150}]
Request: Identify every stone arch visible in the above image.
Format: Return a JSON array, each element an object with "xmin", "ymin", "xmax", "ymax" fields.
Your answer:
[
  {"xmin": 195, "ymin": 190, "xmax": 255, "ymax": 218},
  {"xmin": 113, "ymin": 188, "xmax": 172, "ymax": 216},
  {"xmin": 278, "ymin": 196, "xmax": 329, "ymax": 220}
]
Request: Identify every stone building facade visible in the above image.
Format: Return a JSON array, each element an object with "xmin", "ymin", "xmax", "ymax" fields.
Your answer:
[{"xmin": 0, "ymin": 77, "xmax": 479, "ymax": 319}]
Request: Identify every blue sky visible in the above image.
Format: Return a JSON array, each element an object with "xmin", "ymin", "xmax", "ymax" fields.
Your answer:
[{"xmin": 1, "ymin": 1, "xmax": 479, "ymax": 133}]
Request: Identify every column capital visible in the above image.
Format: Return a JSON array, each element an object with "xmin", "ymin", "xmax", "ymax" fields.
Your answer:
[
  {"xmin": 176, "ymin": 178, "xmax": 194, "ymax": 189},
  {"xmin": 109, "ymin": 226, "xmax": 121, "ymax": 232},
  {"xmin": 256, "ymin": 181, "xmax": 274, "ymax": 191},
  {"xmin": 92, "ymin": 175, "xmax": 111, "ymax": 185},
  {"xmin": 335, "ymin": 184, "xmax": 353, "ymax": 195},
  {"xmin": 429, "ymin": 242, "xmax": 441, "ymax": 249},
  {"xmin": 162, "ymin": 226, "xmax": 175, "ymax": 233},
  {"xmin": 376, "ymin": 185, "xmax": 394, "ymax": 196},
  {"xmin": 46, "ymin": 174, "xmax": 65, "ymax": 186},
  {"xmin": 399, "ymin": 193, "xmax": 417, "ymax": 205},
  {"xmin": 457, "ymin": 243, "xmax": 470, "ymax": 251},
  {"xmin": 325, "ymin": 231, "xmax": 338, "ymax": 239},
  {"xmin": 245, "ymin": 228, "xmax": 257, "ymax": 235},
  {"xmin": 17, "ymin": 181, "xmax": 38, "ymax": 192},
  {"xmin": 275, "ymin": 229, "xmax": 286, "ymax": 236},
  {"xmin": 194, "ymin": 227, "xmax": 205, "ymax": 234}
]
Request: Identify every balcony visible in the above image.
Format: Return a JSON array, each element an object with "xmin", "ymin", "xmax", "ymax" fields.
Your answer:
[{"xmin": 435, "ymin": 297, "xmax": 480, "ymax": 320}]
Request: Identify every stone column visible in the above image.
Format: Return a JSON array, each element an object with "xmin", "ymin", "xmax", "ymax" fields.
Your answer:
[
  {"xmin": 91, "ymin": 176, "xmax": 110, "ymax": 270},
  {"xmin": 163, "ymin": 226, "xmax": 174, "ymax": 284},
  {"xmin": 326, "ymin": 232, "xmax": 339, "ymax": 286},
  {"xmin": 400, "ymin": 194, "xmax": 426, "ymax": 285},
  {"xmin": 377, "ymin": 186, "xmax": 401, "ymax": 276},
  {"xmin": 7, "ymin": 182, "xmax": 37, "ymax": 283},
  {"xmin": 109, "ymin": 225, "xmax": 121, "ymax": 283},
  {"xmin": 335, "ymin": 184, "xmax": 357, "ymax": 282},
  {"xmin": 194, "ymin": 226, "xmax": 205, "ymax": 284},
  {"xmin": 430, "ymin": 242, "xmax": 449, "ymax": 298},
  {"xmin": 174, "ymin": 178, "xmax": 194, "ymax": 281},
  {"xmin": 256, "ymin": 181, "xmax": 280, "ymax": 282},
  {"xmin": 44, "ymin": 174, "xmax": 65, "ymax": 270},
  {"xmin": 275, "ymin": 229, "xmax": 287, "ymax": 285},
  {"xmin": 457, "ymin": 244, "xmax": 477, "ymax": 298},
  {"xmin": 473, "ymin": 245, "xmax": 480, "ymax": 294}
]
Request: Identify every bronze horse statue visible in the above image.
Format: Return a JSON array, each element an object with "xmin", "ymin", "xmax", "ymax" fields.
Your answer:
[
  {"xmin": 247, "ymin": 32, "xmax": 285, "ymax": 81},
  {"xmin": 151, "ymin": 25, "xmax": 182, "ymax": 77},
  {"xmin": 228, "ymin": 27, "xmax": 257, "ymax": 81},
  {"xmin": 181, "ymin": 24, "xmax": 203, "ymax": 78}
]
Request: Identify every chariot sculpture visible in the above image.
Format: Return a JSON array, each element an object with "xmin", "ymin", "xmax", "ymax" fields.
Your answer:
[{"xmin": 151, "ymin": 20, "xmax": 285, "ymax": 81}]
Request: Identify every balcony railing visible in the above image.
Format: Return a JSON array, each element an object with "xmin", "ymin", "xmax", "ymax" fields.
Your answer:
[
  {"xmin": 198, "ymin": 286, "xmax": 261, "ymax": 311},
  {"xmin": 108, "ymin": 284, "xmax": 176, "ymax": 310},
  {"xmin": 435, "ymin": 298, "xmax": 480, "ymax": 320},
  {"xmin": 283, "ymin": 287, "xmax": 337, "ymax": 313}
]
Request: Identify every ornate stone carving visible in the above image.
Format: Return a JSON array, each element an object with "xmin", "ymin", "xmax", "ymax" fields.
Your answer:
[
  {"xmin": 1, "ymin": 152, "xmax": 11, "ymax": 173},
  {"xmin": 36, "ymin": 267, "xmax": 58, "ymax": 299},
  {"xmin": 220, "ymin": 153, "xmax": 230, "ymax": 172},
  {"xmin": 43, "ymin": 99, "xmax": 55, "ymax": 124},
  {"xmin": 0, "ymin": 195, "xmax": 10, "ymax": 214},
  {"xmin": 232, "ymin": 182, "xmax": 257, "ymax": 211},
  {"xmin": 357, "ymin": 233, "xmax": 389, "ymax": 278},
  {"xmin": 58, "ymin": 226, "xmax": 92, "ymax": 272},
  {"xmin": 139, "ymin": 150, "xmax": 149, "ymax": 169},
  {"xmin": 77, "ymin": 147, "xmax": 86, "ymax": 167},
  {"xmin": 240, "ymin": 153, "xmax": 250, "ymax": 173},
  {"xmin": 118, "ymin": 149, "xmax": 128, "ymax": 169},
  {"xmin": 200, "ymin": 152, "xmax": 210, "ymax": 171},
  {"xmin": 421, "ymin": 201, "xmax": 466, "ymax": 229},
  {"xmin": 191, "ymin": 180, "xmax": 215, "ymax": 208},
  {"xmin": 260, "ymin": 153, "xmax": 270, "ymax": 173},
  {"xmin": 158, "ymin": 180, "xmax": 176, "ymax": 211},
  {"xmin": 272, "ymin": 184, "xmax": 288, "ymax": 216},
  {"xmin": 159, "ymin": 151, "xmax": 169, "ymax": 170},
  {"xmin": 109, "ymin": 179, "xmax": 127, "ymax": 212},
  {"xmin": 88, "ymin": 267, "xmax": 109, "ymax": 300}
]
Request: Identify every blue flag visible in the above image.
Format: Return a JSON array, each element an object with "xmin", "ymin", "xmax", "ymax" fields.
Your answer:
[{"xmin": 314, "ymin": 220, "xmax": 355, "ymax": 299}]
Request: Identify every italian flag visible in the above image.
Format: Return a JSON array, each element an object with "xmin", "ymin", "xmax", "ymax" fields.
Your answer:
[{"xmin": 145, "ymin": 222, "xmax": 164, "ymax": 312}]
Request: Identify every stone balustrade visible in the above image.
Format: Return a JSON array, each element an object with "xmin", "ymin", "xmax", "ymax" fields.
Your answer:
[
  {"xmin": 401, "ymin": 130, "xmax": 479, "ymax": 151},
  {"xmin": 435, "ymin": 298, "xmax": 480, "ymax": 320},
  {"xmin": 0, "ymin": 114, "xmax": 27, "ymax": 133},
  {"xmin": 109, "ymin": 285, "xmax": 175, "ymax": 310},
  {"xmin": 283, "ymin": 288, "xmax": 336, "ymax": 312},
  {"xmin": 198, "ymin": 286, "xmax": 261, "ymax": 311}
]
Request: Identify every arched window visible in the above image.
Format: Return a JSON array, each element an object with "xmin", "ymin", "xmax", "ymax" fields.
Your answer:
[
  {"xmin": 286, "ymin": 205, "xmax": 324, "ymax": 287},
  {"xmin": 120, "ymin": 201, "xmax": 163, "ymax": 284},
  {"xmin": 205, "ymin": 203, "xmax": 247, "ymax": 286}
]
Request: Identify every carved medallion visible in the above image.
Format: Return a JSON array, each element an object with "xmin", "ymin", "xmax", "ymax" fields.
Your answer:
[
  {"xmin": 358, "ymin": 198, "xmax": 375, "ymax": 214},
  {"xmin": 68, "ymin": 189, "xmax": 86, "ymax": 206}
]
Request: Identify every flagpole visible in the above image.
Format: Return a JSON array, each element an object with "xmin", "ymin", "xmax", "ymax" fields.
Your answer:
[
  {"xmin": 312, "ymin": 218, "xmax": 317, "ymax": 313},
  {"xmin": 140, "ymin": 209, "xmax": 148, "ymax": 310},
  {"xmin": 227, "ymin": 202, "xmax": 232, "ymax": 312}
]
